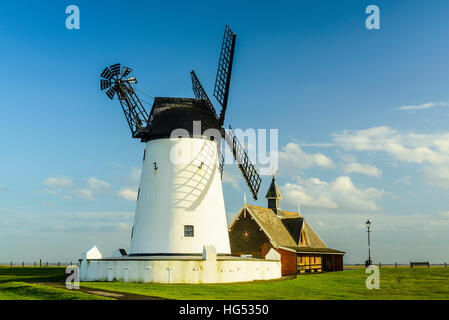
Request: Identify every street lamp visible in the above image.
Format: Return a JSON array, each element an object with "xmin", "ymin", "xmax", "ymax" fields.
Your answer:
[{"xmin": 365, "ymin": 220, "xmax": 372, "ymax": 267}]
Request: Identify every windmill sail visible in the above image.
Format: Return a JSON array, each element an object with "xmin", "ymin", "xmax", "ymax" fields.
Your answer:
[
  {"xmin": 191, "ymin": 70, "xmax": 218, "ymax": 117},
  {"xmin": 116, "ymin": 82, "xmax": 149, "ymax": 138},
  {"xmin": 100, "ymin": 64, "xmax": 149, "ymax": 138},
  {"xmin": 214, "ymin": 25, "xmax": 236, "ymax": 127},
  {"xmin": 225, "ymin": 128, "xmax": 262, "ymax": 200}
]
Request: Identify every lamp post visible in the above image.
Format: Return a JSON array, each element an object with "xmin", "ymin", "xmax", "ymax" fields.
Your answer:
[{"xmin": 366, "ymin": 220, "xmax": 372, "ymax": 267}]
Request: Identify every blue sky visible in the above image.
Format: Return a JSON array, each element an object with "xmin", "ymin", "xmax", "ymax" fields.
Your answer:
[{"xmin": 1, "ymin": 0, "xmax": 449, "ymax": 264}]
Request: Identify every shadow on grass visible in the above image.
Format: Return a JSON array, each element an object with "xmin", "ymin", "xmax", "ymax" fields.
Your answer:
[{"xmin": 0, "ymin": 267, "xmax": 66, "ymax": 284}]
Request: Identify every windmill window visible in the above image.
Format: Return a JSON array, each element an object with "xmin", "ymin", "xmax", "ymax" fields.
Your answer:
[
  {"xmin": 184, "ymin": 225, "xmax": 194, "ymax": 237},
  {"xmin": 143, "ymin": 150, "xmax": 146, "ymax": 161}
]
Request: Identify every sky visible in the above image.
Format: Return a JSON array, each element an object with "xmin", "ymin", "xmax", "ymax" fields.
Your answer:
[{"xmin": 1, "ymin": 0, "xmax": 449, "ymax": 264}]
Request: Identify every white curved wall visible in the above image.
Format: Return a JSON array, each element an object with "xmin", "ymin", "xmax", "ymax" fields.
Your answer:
[{"xmin": 129, "ymin": 137, "xmax": 231, "ymax": 255}]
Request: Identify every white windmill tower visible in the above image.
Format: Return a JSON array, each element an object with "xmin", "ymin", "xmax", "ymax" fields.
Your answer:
[{"xmin": 99, "ymin": 25, "xmax": 262, "ymax": 256}]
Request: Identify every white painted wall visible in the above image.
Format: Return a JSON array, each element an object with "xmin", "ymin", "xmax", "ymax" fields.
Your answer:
[
  {"xmin": 129, "ymin": 138, "xmax": 231, "ymax": 255},
  {"xmin": 80, "ymin": 258, "xmax": 282, "ymax": 284},
  {"xmin": 82, "ymin": 246, "xmax": 102, "ymax": 260}
]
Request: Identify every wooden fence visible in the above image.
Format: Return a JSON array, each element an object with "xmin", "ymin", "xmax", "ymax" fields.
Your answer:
[
  {"xmin": 344, "ymin": 262, "xmax": 447, "ymax": 268},
  {"xmin": 0, "ymin": 261, "xmax": 78, "ymax": 267}
]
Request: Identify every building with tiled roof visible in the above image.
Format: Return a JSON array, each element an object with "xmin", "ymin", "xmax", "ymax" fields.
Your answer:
[{"xmin": 228, "ymin": 176, "xmax": 345, "ymax": 276}]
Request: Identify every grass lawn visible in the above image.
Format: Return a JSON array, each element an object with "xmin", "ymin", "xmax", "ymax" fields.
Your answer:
[
  {"xmin": 80, "ymin": 267, "xmax": 449, "ymax": 300},
  {"xmin": 0, "ymin": 267, "xmax": 110, "ymax": 300},
  {"xmin": 1, "ymin": 267, "xmax": 448, "ymax": 300}
]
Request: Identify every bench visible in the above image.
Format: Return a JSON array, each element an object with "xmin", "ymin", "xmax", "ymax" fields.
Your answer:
[{"xmin": 410, "ymin": 261, "xmax": 429, "ymax": 268}]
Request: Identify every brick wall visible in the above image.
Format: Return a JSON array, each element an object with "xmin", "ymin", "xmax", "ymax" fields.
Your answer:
[
  {"xmin": 276, "ymin": 248, "xmax": 297, "ymax": 276},
  {"xmin": 229, "ymin": 212, "xmax": 272, "ymax": 259}
]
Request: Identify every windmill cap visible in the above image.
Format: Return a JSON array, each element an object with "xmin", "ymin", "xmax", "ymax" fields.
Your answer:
[{"xmin": 141, "ymin": 97, "xmax": 221, "ymax": 142}]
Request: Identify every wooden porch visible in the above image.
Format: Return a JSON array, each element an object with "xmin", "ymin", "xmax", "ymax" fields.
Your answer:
[{"xmin": 297, "ymin": 254, "xmax": 322, "ymax": 273}]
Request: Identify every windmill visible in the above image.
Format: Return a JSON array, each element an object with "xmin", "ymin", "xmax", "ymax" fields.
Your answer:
[{"xmin": 99, "ymin": 25, "xmax": 262, "ymax": 256}]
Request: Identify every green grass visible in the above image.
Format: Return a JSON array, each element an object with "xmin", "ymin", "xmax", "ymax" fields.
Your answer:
[
  {"xmin": 1, "ymin": 267, "xmax": 449, "ymax": 300},
  {"xmin": 80, "ymin": 268, "xmax": 449, "ymax": 300},
  {"xmin": 0, "ymin": 267, "xmax": 110, "ymax": 300}
]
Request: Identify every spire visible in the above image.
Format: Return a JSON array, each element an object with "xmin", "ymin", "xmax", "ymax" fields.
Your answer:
[
  {"xmin": 265, "ymin": 175, "xmax": 282, "ymax": 199},
  {"xmin": 266, "ymin": 175, "xmax": 282, "ymax": 212}
]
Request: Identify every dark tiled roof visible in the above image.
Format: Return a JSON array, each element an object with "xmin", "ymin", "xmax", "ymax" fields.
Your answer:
[
  {"xmin": 303, "ymin": 220, "xmax": 327, "ymax": 248},
  {"xmin": 282, "ymin": 218, "xmax": 303, "ymax": 244},
  {"xmin": 245, "ymin": 205, "xmax": 330, "ymax": 251},
  {"xmin": 246, "ymin": 205, "xmax": 297, "ymax": 247}
]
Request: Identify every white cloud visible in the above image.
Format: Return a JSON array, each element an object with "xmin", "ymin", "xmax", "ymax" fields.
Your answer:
[
  {"xmin": 67, "ymin": 211, "xmax": 134, "ymax": 221},
  {"xmin": 75, "ymin": 189, "xmax": 96, "ymax": 201},
  {"xmin": 423, "ymin": 166, "xmax": 449, "ymax": 188},
  {"xmin": 43, "ymin": 176, "xmax": 114, "ymax": 201},
  {"xmin": 44, "ymin": 189, "xmax": 58, "ymax": 196},
  {"xmin": 332, "ymin": 127, "xmax": 449, "ymax": 188},
  {"xmin": 118, "ymin": 188, "xmax": 138, "ymax": 201},
  {"xmin": 130, "ymin": 167, "xmax": 142, "ymax": 185},
  {"xmin": 337, "ymin": 152, "xmax": 358, "ymax": 163},
  {"xmin": 282, "ymin": 176, "xmax": 384, "ymax": 212},
  {"xmin": 278, "ymin": 143, "xmax": 335, "ymax": 171},
  {"xmin": 333, "ymin": 126, "xmax": 449, "ymax": 165},
  {"xmin": 343, "ymin": 162, "xmax": 382, "ymax": 178},
  {"xmin": 299, "ymin": 143, "xmax": 335, "ymax": 148},
  {"xmin": 395, "ymin": 176, "xmax": 411, "ymax": 185},
  {"xmin": 437, "ymin": 211, "xmax": 449, "ymax": 219},
  {"xmin": 222, "ymin": 170, "xmax": 242, "ymax": 191},
  {"xmin": 42, "ymin": 167, "xmax": 145, "ymax": 202},
  {"xmin": 115, "ymin": 167, "xmax": 142, "ymax": 201},
  {"xmin": 43, "ymin": 176, "xmax": 73, "ymax": 189},
  {"xmin": 394, "ymin": 102, "xmax": 448, "ymax": 111},
  {"xmin": 330, "ymin": 176, "xmax": 384, "ymax": 211},
  {"xmin": 283, "ymin": 181, "xmax": 337, "ymax": 209},
  {"xmin": 87, "ymin": 177, "xmax": 111, "ymax": 193}
]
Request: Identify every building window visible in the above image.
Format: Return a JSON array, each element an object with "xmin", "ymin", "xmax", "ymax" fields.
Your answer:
[
  {"xmin": 143, "ymin": 150, "xmax": 146, "ymax": 161},
  {"xmin": 184, "ymin": 225, "xmax": 194, "ymax": 237}
]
